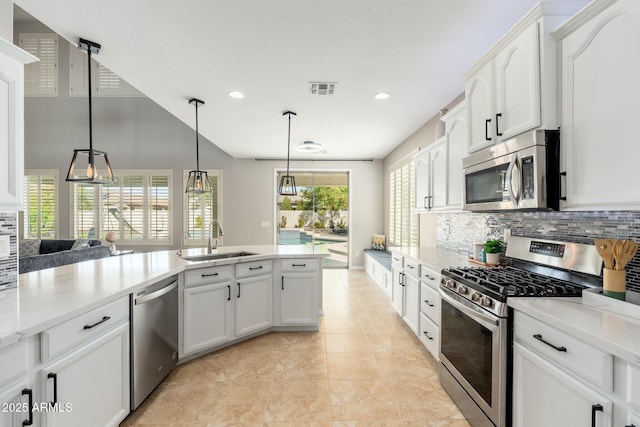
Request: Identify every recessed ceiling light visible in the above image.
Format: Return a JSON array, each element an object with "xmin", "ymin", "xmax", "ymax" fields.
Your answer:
[
  {"xmin": 228, "ymin": 91, "xmax": 245, "ymax": 99},
  {"xmin": 296, "ymin": 140, "xmax": 322, "ymax": 153},
  {"xmin": 374, "ymin": 92, "xmax": 390, "ymax": 100}
]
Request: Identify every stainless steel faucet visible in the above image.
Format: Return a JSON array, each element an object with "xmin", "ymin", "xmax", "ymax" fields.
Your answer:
[{"xmin": 207, "ymin": 219, "xmax": 224, "ymax": 253}]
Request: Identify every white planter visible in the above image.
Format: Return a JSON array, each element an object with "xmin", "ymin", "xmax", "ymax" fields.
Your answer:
[{"xmin": 485, "ymin": 253, "xmax": 500, "ymax": 265}]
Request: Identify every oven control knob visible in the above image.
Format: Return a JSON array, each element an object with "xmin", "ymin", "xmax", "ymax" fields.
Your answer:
[
  {"xmin": 445, "ymin": 279, "xmax": 456, "ymax": 289},
  {"xmin": 480, "ymin": 296, "xmax": 493, "ymax": 308},
  {"xmin": 471, "ymin": 292, "xmax": 481, "ymax": 302},
  {"xmin": 457, "ymin": 285, "xmax": 468, "ymax": 295}
]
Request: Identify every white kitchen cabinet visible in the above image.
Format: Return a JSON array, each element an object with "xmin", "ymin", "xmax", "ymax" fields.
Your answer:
[
  {"xmin": 364, "ymin": 251, "xmax": 392, "ymax": 299},
  {"xmin": 235, "ymin": 260, "xmax": 273, "ymax": 337},
  {"xmin": 402, "ymin": 267, "xmax": 420, "ymax": 335},
  {"xmin": 279, "ymin": 258, "xmax": 318, "ymax": 326},
  {"xmin": 413, "ymin": 137, "xmax": 446, "ymax": 212},
  {"xmin": 391, "ymin": 263, "xmax": 404, "ymax": 316},
  {"xmin": 41, "ymin": 322, "xmax": 130, "ymax": 427},
  {"xmin": 391, "ymin": 254, "xmax": 419, "ymax": 335},
  {"xmin": 441, "ymin": 101, "xmax": 467, "ymax": 210},
  {"xmin": 513, "ymin": 341, "xmax": 612, "ymax": 427},
  {"xmin": 0, "ymin": 380, "xmax": 32, "ymax": 427},
  {"xmin": 554, "ymin": 0, "xmax": 640, "ymax": 210},
  {"xmin": 0, "ymin": 38, "xmax": 36, "ymax": 212},
  {"xmin": 183, "ymin": 282, "xmax": 232, "ymax": 355},
  {"xmin": 464, "ymin": 4, "xmax": 584, "ymax": 153},
  {"xmin": 418, "ymin": 265, "xmax": 441, "ymax": 360}
]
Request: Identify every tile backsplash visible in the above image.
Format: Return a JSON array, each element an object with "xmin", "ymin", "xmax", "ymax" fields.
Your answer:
[
  {"xmin": 435, "ymin": 211, "xmax": 640, "ymax": 292},
  {"xmin": 0, "ymin": 212, "xmax": 17, "ymax": 290}
]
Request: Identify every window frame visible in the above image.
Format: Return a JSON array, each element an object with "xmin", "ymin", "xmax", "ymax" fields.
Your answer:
[
  {"xmin": 182, "ymin": 170, "xmax": 223, "ymax": 247},
  {"xmin": 21, "ymin": 170, "xmax": 59, "ymax": 240},
  {"xmin": 69, "ymin": 169, "xmax": 172, "ymax": 245}
]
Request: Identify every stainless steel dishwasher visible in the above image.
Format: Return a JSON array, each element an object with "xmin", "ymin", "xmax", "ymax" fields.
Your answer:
[{"xmin": 131, "ymin": 275, "xmax": 178, "ymax": 410}]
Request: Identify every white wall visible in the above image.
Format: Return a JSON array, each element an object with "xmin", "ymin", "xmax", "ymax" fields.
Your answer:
[
  {"xmin": 0, "ymin": 0, "xmax": 12, "ymax": 41},
  {"xmin": 15, "ymin": 18, "xmax": 383, "ymax": 267}
]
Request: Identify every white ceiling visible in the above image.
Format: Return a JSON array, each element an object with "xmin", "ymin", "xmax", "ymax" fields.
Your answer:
[{"xmin": 14, "ymin": 0, "xmax": 542, "ymax": 160}]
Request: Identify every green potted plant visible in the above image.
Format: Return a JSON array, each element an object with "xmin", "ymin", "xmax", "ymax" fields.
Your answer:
[{"xmin": 484, "ymin": 239, "xmax": 504, "ymax": 265}]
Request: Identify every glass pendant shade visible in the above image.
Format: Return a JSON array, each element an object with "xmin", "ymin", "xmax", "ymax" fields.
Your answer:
[
  {"xmin": 185, "ymin": 98, "xmax": 211, "ymax": 194},
  {"xmin": 278, "ymin": 111, "xmax": 297, "ymax": 196},
  {"xmin": 185, "ymin": 169, "xmax": 212, "ymax": 194},
  {"xmin": 66, "ymin": 38, "xmax": 115, "ymax": 185},
  {"xmin": 278, "ymin": 174, "xmax": 297, "ymax": 196}
]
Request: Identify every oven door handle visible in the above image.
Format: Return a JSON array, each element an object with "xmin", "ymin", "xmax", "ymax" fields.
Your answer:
[{"xmin": 440, "ymin": 289, "xmax": 499, "ymax": 328}]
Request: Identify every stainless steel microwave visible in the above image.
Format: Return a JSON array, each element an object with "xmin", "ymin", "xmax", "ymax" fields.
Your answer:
[{"xmin": 462, "ymin": 129, "xmax": 560, "ymax": 211}]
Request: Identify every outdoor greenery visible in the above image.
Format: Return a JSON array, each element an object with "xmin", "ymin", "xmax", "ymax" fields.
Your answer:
[{"xmin": 280, "ymin": 186, "xmax": 348, "ymax": 230}]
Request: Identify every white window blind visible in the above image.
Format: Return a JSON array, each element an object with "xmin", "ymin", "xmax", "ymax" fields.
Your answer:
[
  {"xmin": 183, "ymin": 171, "xmax": 222, "ymax": 245},
  {"xmin": 19, "ymin": 33, "xmax": 58, "ymax": 97},
  {"xmin": 388, "ymin": 160, "xmax": 417, "ymax": 248},
  {"xmin": 22, "ymin": 171, "xmax": 58, "ymax": 239},
  {"xmin": 69, "ymin": 42, "xmax": 142, "ymax": 97},
  {"xmin": 71, "ymin": 170, "xmax": 171, "ymax": 243}
]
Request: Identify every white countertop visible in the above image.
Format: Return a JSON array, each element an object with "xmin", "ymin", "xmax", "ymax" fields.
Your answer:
[
  {"xmin": 508, "ymin": 296, "xmax": 640, "ymax": 365},
  {"xmin": 390, "ymin": 246, "xmax": 473, "ymax": 272},
  {"xmin": 0, "ymin": 245, "xmax": 328, "ymax": 348}
]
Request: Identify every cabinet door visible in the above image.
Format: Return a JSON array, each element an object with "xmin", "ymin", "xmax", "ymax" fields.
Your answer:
[
  {"xmin": 183, "ymin": 282, "xmax": 232, "ymax": 355},
  {"xmin": 391, "ymin": 265, "xmax": 404, "ymax": 315},
  {"xmin": 235, "ymin": 275, "xmax": 272, "ymax": 337},
  {"xmin": 42, "ymin": 323, "xmax": 130, "ymax": 427},
  {"xmin": 430, "ymin": 139, "xmax": 448, "ymax": 210},
  {"xmin": 280, "ymin": 273, "xmax": 316, "ymax": 325},
  {"xmin": 414, "ymin": 150, "xmax": 431, "ymax": 211},
  {"xmin": 0, "ymin": 50, "xmax": 25, "ymax": 211},
  {"xmin": 445, "ymin": 105, "xmax": 467, "ymax": 210},
  {"xmin": 559, "ymin": 1, "xmax": 640, "ymax": 210},
  {"xmin": 513, "ymin": 342, "xmax": 612, "ymax": 427},
  {"xmin": 0, "ymin": 382, "xmax": 32, "ymax": 427},
  {"xmin": 495, "ymin": 22, "xmax": 540, "ymax": 141},
  {"xmin": 403, "ymin": 273, "xmax": 420, "ymax": 335},
  {"xmin": 466, "ymin": 61, "xmax": 495, "ymax": 153}
]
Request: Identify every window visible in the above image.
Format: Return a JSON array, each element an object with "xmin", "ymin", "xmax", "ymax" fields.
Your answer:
[
  {"xmin": 183, "ymin": 170, "xmax": 222, "ymax": 245},
  {"xmin": 19, "ymin": 33, "xmax": 58, "ymax": 97},
  {"xmin": 388, "ymin": 160, "xmax": 418, "ymax": 247},
  {"xmin": 68, "ymin": 42, "xmax": 142, "ymax": 97},
  {"xmin": 71, "ymin": 170, "xmax": 171, "ymax": 244},
  {"xmin": 22, "ymin": 170, "xmax": 58, "ymax": 239}
]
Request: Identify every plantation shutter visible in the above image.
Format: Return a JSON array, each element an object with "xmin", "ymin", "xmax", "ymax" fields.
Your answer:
[{"xmin": 19, "ymin": 33, "xmax": 58, "ymax": 97}]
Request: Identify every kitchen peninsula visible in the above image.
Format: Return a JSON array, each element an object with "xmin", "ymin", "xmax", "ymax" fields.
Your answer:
[{"xmin": 0, "ymin": 246, "xmax": 327, "ymax": 426}]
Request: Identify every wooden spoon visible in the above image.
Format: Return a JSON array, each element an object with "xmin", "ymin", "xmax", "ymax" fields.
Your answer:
[
  {"xmin": 613, "ymin": 240, "xmax": 624, "ymax": 270},
  {"xmin": 594, "ymin": 238, "xmax": 614, "ymax": 269},
  {"xmin": 621, "ymin": 240, "xmax": 638, "ymax": 269}
]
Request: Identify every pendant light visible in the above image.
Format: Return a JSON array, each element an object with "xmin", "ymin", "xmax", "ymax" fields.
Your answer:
[
  {"xmin": 278, "ymin": 111, "xmax": 297, "ymax": 196},
  {"xmin": 185, "ymin": 98, "xmax": 212, "ymax": 193},
  {"xmin": 66, "ymin": 38, "xmax": 114, "ymax": 184}
]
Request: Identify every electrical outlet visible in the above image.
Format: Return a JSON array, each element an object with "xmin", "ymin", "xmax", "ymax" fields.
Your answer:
[
  {"xmin": 503, "ymin": 228, "xmax": 511, "ymax": 242},
  {"xmin": 445, "ymin": 225, "xmax": 451, "ymax": 235}
]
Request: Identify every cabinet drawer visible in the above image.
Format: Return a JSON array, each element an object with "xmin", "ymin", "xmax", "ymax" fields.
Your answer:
[
  {"xmin": 404, "ymin": 259, "xmax": 420, "ymax": 279},
  {"xmin": 419, "ymin": 312, "xmax": 439, "ymax": 361},
  {"xmin": 391, "ymin": 253, "xmax": 403, "ymax": 268},
  {"xmin": 281, "ymin": 258, "xmax": 317, "ymax": 273},
  {"xmin": 41, "ymin": 296, "xmax": 129, "ymax": 362},
  {"xmin": 629, "ymin": 362, "xmax": 640, "ymax": 410},
  {"xmin": 420, "ymin": 283, "xmax": 440, "ymax": 326},
  {"xmin": 0, "ymin": 340, "xmax": 28, "ymax": 385},
  {"xmin": 236, "ymin": 259, "xmax": 272, "ymax": 279},
  {"xmin": 514, "ymin": 311, "xmax": 613, "ymax": 392},
  {"xmin": 184, "ymin": 265, "xmax": 232, "ymax": 287},
  {"xmin": 420, "ymin": 265, "xmax": 440, "ymax": 289}
]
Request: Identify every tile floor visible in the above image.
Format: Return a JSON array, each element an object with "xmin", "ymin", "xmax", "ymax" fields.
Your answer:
[{"xmin": 121, "ymin": 269, "xmax": 470, "ymax": 426}]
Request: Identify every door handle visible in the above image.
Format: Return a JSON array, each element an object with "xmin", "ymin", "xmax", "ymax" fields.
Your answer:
[
  {"xmin": 560, "ymin": 171, "xmax": 567, "ymax": 201},
  {"xmin": 237, "ymin": 282, "xmax": 241, "ymax": 298},
  {"xmin": 506, "ymin": 157, "xmax": 519, "ymax": 208},
  {"xmin": 424, "ymin": 300, "xmax": 434, "ymax": 307},
  {"xmin": 485, "ymin": 118, "xmax": 492, "ymax": 141},
  {"xmin": 21, "ymin": 388, "xmax": 33, "ymax": 426},
  {"xmin": 422, "ymin": 331, "xmax": 434, "ymax": 340},
  {"xmin": 227, "ymin": 284, "xmax": 231, "ymax": 301},
  {"xmin": 83, "ymin": 316, "xmax": 111, "ymax": 330},
  {"xmin": 495, "ymin": 113, "xmax": 502, "ymax": 137},
  {"xmin": 591, "ymin": 404, "xmax": 603, "ymax": 427},
  {"xmin": 533, "ymin": 334, "xmax": 567, "ymax": 352},
  {"xmin": 47, "ymin": 373, "xmax": 58, "ymax": 406}
]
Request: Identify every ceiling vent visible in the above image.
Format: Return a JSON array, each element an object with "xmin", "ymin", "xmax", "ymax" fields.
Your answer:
[{"xmin": 309, "ymin": 82, "xmax": 336, "ymax": 95}]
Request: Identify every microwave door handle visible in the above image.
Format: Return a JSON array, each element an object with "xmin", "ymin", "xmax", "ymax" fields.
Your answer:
[{"xmin": 506, "ymin": 157, "xmax": 520, "ymax": 208}]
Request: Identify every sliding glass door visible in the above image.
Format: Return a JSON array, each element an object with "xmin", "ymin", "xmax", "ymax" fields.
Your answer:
[{"xmin": 276, "ymin": 171, "xmax": 349, "ymax": 268}]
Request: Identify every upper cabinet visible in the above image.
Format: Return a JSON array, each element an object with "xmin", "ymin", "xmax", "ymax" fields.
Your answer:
[
  {"xmin": 554, "ymin": 0, "xmax": 640, "ymax": 211},
  {"xmin": 414, "ymin": 101, "xmax": 467, "ymax": 213},
  {"xmin": 463, "ymin": 3, "xmax": 587, "ymax": 154},
  {"xmin": 0, "ymin": 38, "xmax": 37, "ymax": 212}
]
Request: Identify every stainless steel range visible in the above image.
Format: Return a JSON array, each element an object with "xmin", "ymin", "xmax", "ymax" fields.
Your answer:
[{"xmin": 438, "ymin": 236, "xmax": 603, "ymax": 427}]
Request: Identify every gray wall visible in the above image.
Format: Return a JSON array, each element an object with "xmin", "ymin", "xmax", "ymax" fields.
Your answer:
[{"xmin": 15, "ymin": 19, "xmax": 384, "ymax": 268}]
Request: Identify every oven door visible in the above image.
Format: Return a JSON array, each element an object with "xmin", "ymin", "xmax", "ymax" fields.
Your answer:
[{"xmin": 439, "ymin": 288, "xmax": 507, "ymax": 427}]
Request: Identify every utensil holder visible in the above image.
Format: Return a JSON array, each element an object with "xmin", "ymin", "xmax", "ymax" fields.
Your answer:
[{"xmin": 603, "ymin": 268, "xmax": 626, "ymax": 301}]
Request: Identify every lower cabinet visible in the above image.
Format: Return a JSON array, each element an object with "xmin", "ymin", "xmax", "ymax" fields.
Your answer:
[
  {"xmin": 235, "ymin": 274, "xmax": 272, "ymax": 337},
  {"xmin": 513, "ymin": 341, "xmax": 612, "ymax": 427},
  {"xmin": 183, "ymin": 281, "xmax": 232, "ymax": 354},
  {"xmin": 418, "ymin": 264, "xmax": 441, "ymax": 361},
  {"xmin": 279, "ymin": 259, "xmax": 319, "ymax": 326},
  {"xmin": 41, "ymin": 322, "xmax": 130, "ymax": 427},
  {"xmin": 402, "ymin": 271, "xmax": 420, "ymax": 335},
  {"xmin": 0, "ymin": 380, "xmax": 32, "ymax": 427}
]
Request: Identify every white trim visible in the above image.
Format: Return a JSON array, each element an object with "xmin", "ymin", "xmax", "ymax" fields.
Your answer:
[{"xmin": 22, "ymin": 169, "xmax": 59, "ymax": 239}]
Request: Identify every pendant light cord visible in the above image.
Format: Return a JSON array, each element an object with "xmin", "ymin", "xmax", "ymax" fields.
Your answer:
[
  {"xmin": 286, "ymin": 113, "xmax": 291, "ymax": 176},
  {"xmin": 87, "ymin": 45, "xmax": 93, "ymax": 163},
  {"xmin": 195, "ymin": 101, "xmax": 200, "ymax": 171}
]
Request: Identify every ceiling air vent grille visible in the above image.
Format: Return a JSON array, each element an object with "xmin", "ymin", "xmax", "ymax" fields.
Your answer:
[{"xmin": 309, "ymin": 82, "xmax": 336, "ymax": 95}]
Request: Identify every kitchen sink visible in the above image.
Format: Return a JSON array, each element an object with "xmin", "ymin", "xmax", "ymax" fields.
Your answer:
[{"xmin": 180, "ymin": 251, "xmax": 258, "ymax": 262}]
